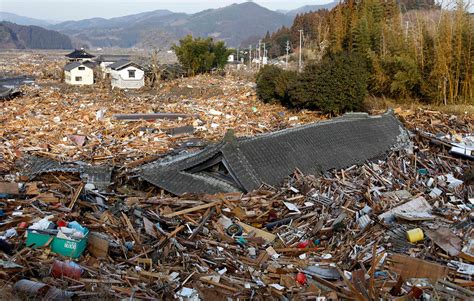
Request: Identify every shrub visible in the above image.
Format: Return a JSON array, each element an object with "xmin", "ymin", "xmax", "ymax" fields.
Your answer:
[
  {"xmin": 288, "ymin": 53, "xmax": 369, "ymax": 114},
  {"xmin": 256, "ymin": 65, "xmax": 297, "ymax": 104},
  {"xmin": 172, "ymin": 35, "xmax": 233, "ymax": 76}
]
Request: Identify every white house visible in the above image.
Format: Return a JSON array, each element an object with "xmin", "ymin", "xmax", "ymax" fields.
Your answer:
[
  {"xmin": 63, "ymin": 61, "xmax": 96, "ymax": 85},
  {"xmin": 109, "ymin": 60, "xmax": 145, "ymax": 89},
  {"xmin": 96, "ymin": 54, "xmax": 131, "ymax": 78}
]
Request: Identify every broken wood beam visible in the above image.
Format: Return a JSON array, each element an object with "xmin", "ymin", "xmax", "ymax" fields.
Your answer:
[
  {"xmin": 163, "ymin": 201, "xmax": 221, "ymax": 218},
  {"xmin": 113, "ymin": 113, "xmax": 194, "ymax": 121}
]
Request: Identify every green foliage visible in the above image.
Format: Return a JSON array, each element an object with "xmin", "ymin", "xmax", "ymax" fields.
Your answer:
[
  {"xmin": 353, "ymin": 17, "xmax": 371, "ymax": 53},
  {"xmin": 172, "ymin": 35, "xmax": 232, "ymax": 75},
  {"xmin": 255, "ymin": 65, "xmax": 297, "ymax": 104},
  {"xmin": 260, "ymin": 0, "xmax": 472, "ymax": 105},
  {"xmin": 256, "ymin": 53, "xmax": 368, "ymax": 114},
  {"xmin": 289, "ymin": 53, "xmax": 369, "ymax": 114},
  {"xmin": 384, "ymin": 56, "xmax": 423, "ymax": 98}
]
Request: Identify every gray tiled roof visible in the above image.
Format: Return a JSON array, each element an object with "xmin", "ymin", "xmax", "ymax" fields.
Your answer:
[
  {"xmin": 63, "ymin": 61, "xmax": 96, "ymax": 71},
  {"xmin": 65, "ymin": 49, "xmax": 95, "ymax": 59},
  {"xmin": 108, "ymin": 60, "xmax": 143, "ymax": 71},
  {"xmin": 137, "ymin": 111, "xmax": 408, "ymax": 196}
]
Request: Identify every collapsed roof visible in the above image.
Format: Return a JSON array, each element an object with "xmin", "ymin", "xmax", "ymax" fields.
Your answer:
[
  {"xmin": 0, "ymin": 76, "xmax": 35, "ymax": 100},
  {"xmin": 137, "ymin": 111, "xmax": 410, "ymax": 196}
]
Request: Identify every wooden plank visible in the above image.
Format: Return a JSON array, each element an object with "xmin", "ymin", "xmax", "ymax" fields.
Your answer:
[
  {"xmin": 388, "ymin": 254, "xmax": 448, "ymax": 281},
  {"xmin": 0, "ymin": 182, "xmax": 19, "ymax": 194},
  {"xmin": 236, "ymin": 221, "xmax": 276, "ymax": 243},
  {"xmin": 121, "ymin": 212, "xmax": 141, "ymax": 244},
  {"xmin": 163, "ymin": 201, "xmax": 221, "ymax": 218},
  {"xmin": 200, "ymin": 277, "xmax": 239, "ymax": 293},
  {"xmin": 113, "ymin": 113, "xmax": 193, "ymax": 121},
  {"xmin": 69, "ymin": 183, "xmax": 84, "ymax": 210},
  {"xmin": 426, "ymin": 227, "xmax": 462, "ymax": 257}
]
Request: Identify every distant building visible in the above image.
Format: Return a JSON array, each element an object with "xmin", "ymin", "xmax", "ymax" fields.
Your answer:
[
  {"xmin": 65, "ymin": 49, "xmax": 95, "ymax": 62},
  {"xmin": 96, "ymin": 54, "xmax": 131, "ymax": 78},
  {"xmin": 63, "ymin": 61, "xmax": 96, "ymax": 85},
  {"xmin": 109, "ymin": 60, "xmax": 145, "ymax": 89}
]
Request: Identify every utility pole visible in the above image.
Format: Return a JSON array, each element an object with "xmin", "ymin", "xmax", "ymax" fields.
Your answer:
[
  {"xmin": 263, "ymin": 42, "xmax": 267, "ymax": 65},
  {"xmin": 285, "ymin": 40, "xmax": 290, "ymax": 69},
  {"xmin": 258, "ymin": 40, "xmax": 262, "ymax": 69},
  {"xmin": 249, "ymin": 45, "xmax": 252, "ymax": 68},
  {"xmin": 236, "ymin": 47, "xmax": 239, "ymax": 62},
  {"xmin": 298, "ymin": 29, "xmax": 303, "ymax": 72}
]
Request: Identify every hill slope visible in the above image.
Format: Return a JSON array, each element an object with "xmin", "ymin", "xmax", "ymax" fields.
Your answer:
[
  {"xmin": 51, "ymin": 2, "xmax": 292, "ymax": 48},
  {"xmin": 0, "ymin": 12, "xmax": 51, "ymax": 27},
  {"xmin": 285, "ymin": 2, "xmax": 339, "ymax": 15},
  {"xmin": 0, "ymin": 22, "xmax": 72, "ymax": 49}
]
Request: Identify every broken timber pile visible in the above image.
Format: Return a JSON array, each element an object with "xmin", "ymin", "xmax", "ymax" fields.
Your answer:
[
  {"xmin": 0, "ymin": 54, "xmax": 473, "ymax": 300},
  {"xmin": 0, "ymin": 106, "xmax": 473, "ymax": 299}
]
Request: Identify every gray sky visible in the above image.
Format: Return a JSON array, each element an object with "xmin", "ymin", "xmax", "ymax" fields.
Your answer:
[{"xmin": 0, "ymin": 0, "xmax": 334, "ymax": 21}]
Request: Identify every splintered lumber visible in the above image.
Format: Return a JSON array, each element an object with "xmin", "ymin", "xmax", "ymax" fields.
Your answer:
[
  {"xmin": 199, "ymin": 277, "xmax": 240, "ymax": 293},
  {"xmin": 163, "ymin": 201, "xmax": 221, "ymax": 218},
  {"xmin": 113, "ymin": 113, "xmax": 193, "ymax": 121},
  {"xmin": 69, "ymin": 183, "xmax": 84, "ymax": 209},
  {"xmin": 189, "ymin": 207, "xmax": 215, "ymax": 239},
  {"xmin": 236, "ymin": 221, "xmax": 276, "ymax": 243}
]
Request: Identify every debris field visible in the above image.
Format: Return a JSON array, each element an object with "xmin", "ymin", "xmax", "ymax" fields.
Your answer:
[{"xmin": 0, "ymin": 53, "xmax": 473, "ymax": 300}]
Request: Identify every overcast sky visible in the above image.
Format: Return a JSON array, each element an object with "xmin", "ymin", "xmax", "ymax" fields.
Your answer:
[{"xmin": 0, "ymin": 0, "xmax": 334, "ymax": 21}]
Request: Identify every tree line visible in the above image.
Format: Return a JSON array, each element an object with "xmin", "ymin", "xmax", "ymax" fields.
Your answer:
[{"xmin": 260, "ymin": 0, "xmax": 473, "ymax": 106}]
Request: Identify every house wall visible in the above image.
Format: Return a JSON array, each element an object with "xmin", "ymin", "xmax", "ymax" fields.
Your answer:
[
  {"xmin": 68, "ymin": 58, "xmax": 93, "ymax": 63},
  {"xmin": 111, "ymin": 66, "xmax": 145, "ymax": 89},
  {"xmin": 64, "ymin": 66, "xmax": 94, "ymax": 85},
  {"xmin": 100, "ymin": 62, "xmax": 114, "ymax": 78}
]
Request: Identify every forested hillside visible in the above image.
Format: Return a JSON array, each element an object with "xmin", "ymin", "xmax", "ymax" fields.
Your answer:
[
  {"xmin": 0, "ymin": 22, "xmax": 72, "ymax": 49},
  {"xmin": 262, "ymin": 0, "xmax": 473, "ymax": 104}
]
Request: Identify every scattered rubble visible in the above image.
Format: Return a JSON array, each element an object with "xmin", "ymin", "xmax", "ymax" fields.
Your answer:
[{"xmin": 0, "ymin": 53, "xmax": 473, "ymax": 299}]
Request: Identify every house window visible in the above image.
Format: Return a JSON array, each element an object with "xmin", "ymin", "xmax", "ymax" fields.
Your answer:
[
  {"xmin": 128, "ymin": 70, "xmax": 136, "ymax": 78},
  {"xmin": 78, "ymin": 66, "xmax": 85, "ymax": 70},
  {"xmin": 75, "ymin": 76, "xmax": 82, "ymax": 81}
]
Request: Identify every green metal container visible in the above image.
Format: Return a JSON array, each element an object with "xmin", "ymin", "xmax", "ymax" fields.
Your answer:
[{"xmin": 51, "ymin": 229, "xmax": 89, "ymax": 258}]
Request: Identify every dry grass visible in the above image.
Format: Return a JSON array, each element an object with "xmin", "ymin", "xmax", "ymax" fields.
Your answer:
[{"xmin": 364, "ymin": 96, "xmax": 474, "ymax": 116}]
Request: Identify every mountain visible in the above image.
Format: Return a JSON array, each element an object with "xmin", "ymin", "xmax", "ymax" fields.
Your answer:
[
  {"xmin": 285, "ymin": 1, "xmax": 339, "ymax": 15},
  {"xmin": 51, "ymin": 2, "xmax": 292, "ymax": 48},
  {"xmin": 0, "ymin": 22, "xmax": 72, "ymax": 49},
  {"xmin": 51, "ymin": 9, "xmax": 175, "ymax": 31},
  {"xmin": 0, "ymin": 12, "xmax": 52, "ymax": 27}
]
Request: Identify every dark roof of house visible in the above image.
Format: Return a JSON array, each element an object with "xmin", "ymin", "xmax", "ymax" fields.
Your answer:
[
  {"xmin": 137, "ymin": 111, "xmax": 409, "ymax": 196},
  {"xmin": 63, "ymin": 61, "xmax": 96, "ymax": 71},
  {"xmin": 97, "ymin": 54, "xmax": 131, "ymax": 63},
  {"xmin": 109, "ymin": 60, "xmax": 143, "ymax": 71},
  {"xmin": 65, "ymin": 49, "xmax": 95, "ymax": 59}
]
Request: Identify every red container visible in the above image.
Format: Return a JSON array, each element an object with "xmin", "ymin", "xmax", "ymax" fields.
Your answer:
[
  {"xmin": 296, "ymin": 272, "xmax": 307, "ymax": 285},
  {"xmin": 50, "ymin": 260, "xmax": 82, "ymax": 280},
  {"xmin": 57, "ymin": 220, "xmax": 67, "ymax": 227},
  {"xmin": 18, "ymin": 222, "xmax": 28, "ymax": 229},
  {"xmin": 297, "ymin": 240, "xmax": 310, "ymax": 249}
]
